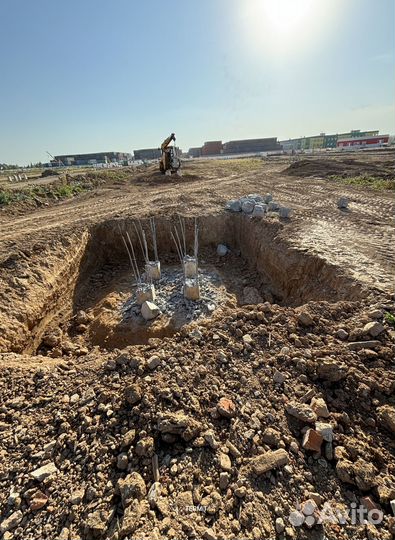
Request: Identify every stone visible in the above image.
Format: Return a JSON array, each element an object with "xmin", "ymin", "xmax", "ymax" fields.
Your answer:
[
  {"xmin": 147, "ymin": 482, "xmax": 161, "ymax": 508},
  {"xmin": 217, "ymin": 397, "xmax": 236, "ymax": 418},
  {"xmin": 273, "ymin": 370, "xmax": 286, "ymax": 384},
  {"xmin": 242, "ymin": 333, "xmax": 254, "ymax": 345},
  {"xmin": 135, "ymin": 437, "xmax": 154, "ymax": 457},
  {"xmin": 262, "ymin": 428, "xmax": 281, "ymax": 447},
  {"xmin": 336, "ymin": 328, "xmax": 348, "ymax": 340},
  {"xmin": 157, "ymin": 412, "xmax": 202, "ymax": 441},
  {"xmin": 121, "ymin": 429, "xmax": 136, "ymax": 448},
  {"xmin": 377, "ymin": 405, "xmax": 395, "ymax": 434},
  {"xmin": 252, "ymin": 204, "xmax": 267, "ymax": 217},
  {"xmin": 219, "ymin": 472, "xmax": 230, "ymax": 489},
  {"xmin": 286, "ymin": 401, "xmax": 317, "ymax": 423},
  {"xmin": 70, "ymin": 488, "xmax": 84, "ymax": 505},
  {"xmin": 147, "ymin": 355, "xmax": 161, "ymax": 370},
  {"xmin": 117, "ymin": 453, "xmax": 128, "ymax": 470},
  {"xmin": 29, "ymin": 490, "xmax": 48, "ymax": 510},
  {"xmin": 117, "ymin": 472, "xmax": 146, "ymax": 508},
  {"xmin": 141, "ymin": 300, "xmax": 160, "ymax": 321},
  {"xmin": 317, "ymin": 359, "xmax": 347, "ymax": 382},
  {"xmin": 217, "ymin": 244, "xmax": 228, "ymax": 256},
  {"xmin": 251, "ymin": 449, "xmax": 289, "ymax": 475},
  {"xmin": 226, "ymin": 200, "xmax": 241, "ymax": 212},
  {"xmin": 268, "ymin": 201, "xmax": 280, "ymax": 211},
  {"xmin": 297, "ymin": 310, "xmax": 314, "ymax": 326},
  {"xmin": 125, "ymin": 383, "xmax": 142, "ymax": 404},
  {"xmin": 310, "ymin": 397, "xmax": 330, "ymax": 418},
  {"xmin": 347, "ymin": 340, "xmax": 381, "ymax": 350},
  {"xmin": 315, "ymin": 422, "xmax": 333, "ymax": 442},
  {"xmin": 275, "ymin": 517, "xmax": 285, "ymax": 534},
  {"xmin": 242, "ymin": 200, "xmax": 255, "ymax": 214},
  {"xmin": 363, "ymin": 321, "xmax": 385, "ymax": 338},
  {"xmin": 0, "ymin": 511, "xmax": 23, "ymax": 534},
  {"xmin": 30, "ymin": 462, "xmax": 58, "ymax": 481},
  {"xmin": 368, "ymin": 309, "xmax": 382, "ymax": 319},
  {"xmin": 302, "ymin": 429, "xmax": 323, "ymax": 452},
  {"xmin": 219, "ymin": 453, "xmax": 232, "ymax": 471},
  {"xmin": 337, "ymin": 197, "xmax": 349, "ymax": 209},
  {"xmin": 278, "ymin": 207, "xmax": 292, "ymax": 218},
  {"xmin": 204, "ymin": 528, "xmax": 217, "ymax": 540}
]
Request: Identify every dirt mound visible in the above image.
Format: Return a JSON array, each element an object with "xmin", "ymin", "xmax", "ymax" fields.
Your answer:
[{"xmin": 283, "ymin": 158, "xmax": 394, "ymax": 179}]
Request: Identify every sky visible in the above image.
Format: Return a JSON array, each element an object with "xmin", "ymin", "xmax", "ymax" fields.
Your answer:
[{"xmin": 0, "ymin": 0, "xmax": 394, "ymax": 164}]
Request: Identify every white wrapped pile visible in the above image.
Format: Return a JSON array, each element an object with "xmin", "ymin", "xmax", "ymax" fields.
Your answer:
[{"xmin": 226, "ymin": 193, "xmax": 292, "ymax": 219}]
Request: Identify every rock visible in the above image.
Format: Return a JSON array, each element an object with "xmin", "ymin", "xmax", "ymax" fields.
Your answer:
[
  {"xmin": 70, "ymin": 488, "xmax": 84, "ymax": 505},
  {"xmin": 121, "ymin": 429, "xmax": 136, "ymax": 448},
  {"xmin": 273, "ymin": 370, "xmax": 286, "ymax": 384},
  {"xmin": 337, "ymin": 197, "xmax": 349, "ymax": 209},
  {"xmin": 216, "ymin": 244, "xmax": 228, "ymax": 257},
  {"xmin": 217, "ymin": 397, "xmax": 236, "ymax": 418},
  {"xmin": 285, "ymin": 401, "xmax": 317, "ymax": 423},
  {"xmin": 310, "ymin": 397, "xmax": 330, "ymax": 418},
  {"xmin": 347, "ymin": 340, "xmax": 381, "ymax": 350},
  {"xmin": 251, "ymin": 449, "xmax": 289, "ymax": 475},
  {"xmin": 119, "ymin": 501, "xmax": 143, "ymax": 537},
  {"xmin": 242, "ymin": 333, "xmax": 254, "ymax": 345},
  {"xmin": 219, "ymin": 453, "xmax": 232, "ymax": 471},
  {"xmin": 141, "ymin": 301, "xmax": 160, "ymax": 321},
  {"xmin": 117, "ymin": 472, "xmax": 146, "ymax": 508},
  {"xmin": 268, "ymin": 201, "xmax": 280, "ymax": 211},
  {"xmin": 252, "ymin": 204, "xmax": 267, "ymax": 217},
  {"xmin": 336, "ymin": 328, "xmax": 348, "ymax": 340},
  {"xmin": 363, "ymin": 322, "xmax": 385, "ymax": 337},
  {"xmin": 226, "ymin": 200, "xmax": 241, "ymax": 212},
  {"xmin": 353, "ymin": 458, "xmax": 378, "ymax": 491},
  {"xmin": 157, "ymin": 411, "xmax": 202, "ymax": 441},
  {"xmin": 117, "ymin": 453, "xmax": 128, "ymax": 470},
  {"xmin": 148, "ymin": 482, "xmax": 161, "ymax": 508},
  {"xmin": 368, "ymin": 309, "xmax": 382, "ymax": 319},
  {"xmin": 377, "ymin": 405, "xmax": 395, "ymax": 434},
  {"xmin": 317, "ymin": 359, "xmax": 347, "ymax": 382},
  {"xmin": 135, "ymin": 437, "xmax": 154, "ymax": 457},
  {"xmin": 242, "ymin": 286, "xmax": 263, "ymax": 305},
  {"xmin": 278, "ymin": 207, "xmax": 292, "ymax": 218},
  {"xmin": 29, "ymin": 490, "xmax": 48, "ymax": 511},
  {"xmin": 30, "ymin": 462, "xmax": 58, "ymax": 481},
  {"xmin": 242, "ymin": 200, "xmax": 255, "ymax": 214},
  {"xmin": 275, "ymin": 517, "xmax": 285, "ymax": 534},
  {"xmin": 125, "ymin": 384, "xmax": 142, "ymax": 404},
  {"xmin": 315, "ymin": 422, "xmax": 333, "ymax": 442},
  {"xmin": 0, "ymin": 511, "xmax": 23, "ymax": 534},
  {"xmin": 302, "ymin": 429, "xmax": 323, "ymax": 452},
  {"xmin": 262, "ymin": 428, "xmax": 281, "ymax": 447},
  {"xmin": 147, "ymin": 354, "xmax": 161, "ymax": 370},
  {"xmin": 297, "ymin": 310, "xmax": 314, "ymax": 326},
  {"xmin": 219, "ymin": 472, "xmax": 229, "ymax": 489}
]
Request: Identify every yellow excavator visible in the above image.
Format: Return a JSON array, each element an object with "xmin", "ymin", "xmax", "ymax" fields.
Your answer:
[{"xmin": 159, "ymin": 133, "xmax": 181, "ymax": 175}]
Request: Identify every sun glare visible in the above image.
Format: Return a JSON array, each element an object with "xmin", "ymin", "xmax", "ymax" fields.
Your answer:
[{"xmin": 241, "ymin": 0, "xmax": 339, "ymax": 60}]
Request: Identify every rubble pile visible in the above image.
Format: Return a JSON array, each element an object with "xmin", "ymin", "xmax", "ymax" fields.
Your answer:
[
  {"xmin": 226, "ymin": 193, "xmax": 293, "ymax": 219},
  {"xmin": 1, "ymin": 296, "xmax": 395, "ymax": 540}
]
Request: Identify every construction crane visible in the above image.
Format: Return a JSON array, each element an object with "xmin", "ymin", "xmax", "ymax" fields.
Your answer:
[{"xmin": 159, "ymin": 133, "xmax": 181, "ymax": 175}]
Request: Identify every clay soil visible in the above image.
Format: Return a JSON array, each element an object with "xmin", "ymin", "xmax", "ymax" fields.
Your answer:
[{"xmin": 0, "ymin": 152, "xmax": 394, "ymax": 540}]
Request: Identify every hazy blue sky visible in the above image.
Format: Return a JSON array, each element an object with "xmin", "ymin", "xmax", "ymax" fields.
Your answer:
[{"xmin": 0, "ymin": 0, "xmax": 394, "ymax": 164}]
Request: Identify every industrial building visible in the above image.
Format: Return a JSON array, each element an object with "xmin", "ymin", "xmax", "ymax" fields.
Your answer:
[
  {"xmin": 188, "ymin": 147, "xmax": 202, "ymax": 158},
  {"xmin": 280, "ymin": 130, "xmax": 380, "ymax": 152},
  {"xmin": 133, "ymin": 148, "xmax": 161, "ymax": 161},
  {"xmin": 201, "ymin": 141, "xmax": 223, "ymax": 156},
  {"xmin": 53, "ymin": 152, "xmax": 132, "ymax": 166},
  {"xmin": 222, "ymin": 137, "xmax": 282, "ymax": 154},
  {"xmin": 337, "ymin": 134, "xmax": 389, "ymax": 149}
]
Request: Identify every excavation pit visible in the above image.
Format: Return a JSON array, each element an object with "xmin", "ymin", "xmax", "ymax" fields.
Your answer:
[{"xmin": 7, "ymin": 212, "xmax": 363, "ymax": 356}]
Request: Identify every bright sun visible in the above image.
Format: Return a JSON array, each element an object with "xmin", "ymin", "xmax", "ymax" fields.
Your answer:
[{"xmin": 242, "ymin": 0, "xmax": 336, "ymax": 59}]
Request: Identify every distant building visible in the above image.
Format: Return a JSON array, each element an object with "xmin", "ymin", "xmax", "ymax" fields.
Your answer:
[
  {"xmin": 337, "ymin": 134, "xmax": 389, "ymax": 149},
  {"xmin": 280, "ymin": 129, "xmax": 380, "ymax": 151},
  {"xmin": 222, "ymin": 137, "xmax": 281, "ymax": 154},
  {"xmin": 53, "ymin": 152, "xmax": 132, "ymax": 166},
  {"xmin": 133, "ymin": 148, "xmax": 161, "ymax": 161},
  {"xmin": 201, "ymin": 141, "xmax": 223, "ymax": 156},
  {"xmin": 188, "ymin": 147, "xmax": 202, "ymax": 158}
]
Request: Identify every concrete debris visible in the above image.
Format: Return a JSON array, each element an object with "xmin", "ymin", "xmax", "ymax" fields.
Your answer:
[
  {"xmin": 226, "ymin": 193, "xmax": 292, "ymax": 218},
  {"xmin": 141, "ymin": 300, "xmax": 160, "ymax": 321},
  {"xmin": 216, "ymin": 244, "xmax": 228, "ymax": 256},
  {"xmin": 338, "ymin": 196, "xmax": 349, "ymax": 209},
  {"xmin": 251, "ymin": 449, "xmax": 289, "ymax": 474},
  {"xmin": 30, "ymin": 462, "xmax": 58, "ymax": 481}
]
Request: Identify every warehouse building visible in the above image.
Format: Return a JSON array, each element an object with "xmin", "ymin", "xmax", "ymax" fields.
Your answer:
[
  {"xmin": 280, "ymin": 129, "xmax": 380, "ymax": 152},
  {"xmin": 133, "ymin": 148, "xmax": 161, "ymax": 161},
  {"xmin": 201, "ymin": 141, "xmax": 223, "ymax": 156},
  {"xmin": 188, "ymin": 147, "xmax": 202, "ymax": 158},
  {"xmin": 222, "ymin": 137, "xmax": 281, "ymax": 154},
  {"xmin": 53, "ymin": 152, "xmax": 132, "ymax": 166},
  {"xmin": 337, "ymin": 134, "xmax": 389, "ymax": 149}
]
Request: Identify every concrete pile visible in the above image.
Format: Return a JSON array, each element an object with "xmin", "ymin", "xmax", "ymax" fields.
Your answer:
[{"xmin": 226, "ymin": 193, "xmax": 292, "ymax": 219}]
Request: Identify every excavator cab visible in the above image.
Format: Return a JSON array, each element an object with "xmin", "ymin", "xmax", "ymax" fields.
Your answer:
[{"xmin": 159, "ymin": 133, "xmax": 181, "ymax": 175}]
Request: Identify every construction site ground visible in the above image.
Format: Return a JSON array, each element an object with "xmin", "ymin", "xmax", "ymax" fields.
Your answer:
[{"xmin": 0, "ymin": 151, "xmax": 394, "ymax": 540}]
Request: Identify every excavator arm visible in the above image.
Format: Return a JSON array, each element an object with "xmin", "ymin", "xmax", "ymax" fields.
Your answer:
[{"xmin": 161, "ymin": 133, "xmax": 175, "ymax": 151}]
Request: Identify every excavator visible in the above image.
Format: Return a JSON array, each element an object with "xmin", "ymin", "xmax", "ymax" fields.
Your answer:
[{"xmin": 159, "ymin": 133, "xmax": 181, "ymax": 175}]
